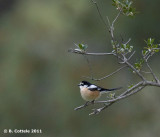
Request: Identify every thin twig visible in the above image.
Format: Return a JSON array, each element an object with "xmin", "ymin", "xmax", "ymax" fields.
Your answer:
[
  {"xmin": 125, "ymin": 60, "xmax": 146, "ymax": 81},
  {"xmin": 127, "ymin": 51, "xmax": 136, "ymax": 61},
  {"xmin": 89, "ymin": 86, "xmax": 145, "ymax": 115},
  {"xmin": 120, "ymin": 81, "xmax": 143, "ymax": 96},
  {"xmin": 145, "ymin": 61, "xmax": 159, "ymax": 83},
  {"xmin": 70, "ymin": 1, "xmax": 160, "ymax": 115},
  {"xmin": 141, "ymin": 71, "xmax": 152, "ymax": 74},
  {"xmin": 95, "ymin": 80, "xmax": 160, "ymax": 105},
  {"xmin": 89, "ymin": 102, "xmax": 114, "ymax": 115},
  {"xmin": 111, "ymin": 52, "xmax": 146, "ymax": 81},
  {"xmin": 83, "ymin": 55, "xmax": 93, "ymax": 79},
  {"xmin": 124, "ymin": 38, "xmax": 131, "ymax": 45},
  {"xmin": 74, "ymin": 80, "xmax": 160, "ymax": 114},
  {"xmin": 70, "ymin": 48, "xmax": 146, "ymax": 82},
  {"xmin": 109, "ymin": 10, "xmax": 122, "ymax": 63},
  {"xmin": 110, "ymin": 10, "xmax": 122, "ymax": 40},
  {"xmin": 91, "ymin": 0, "xmax": 108, "ymax": 29},
  {"xmin": 106, "ymin": 16, "xmax": 111, "ymax": 28},
  {"xmin": 68, "ymin": 49, "xmax": 114, "ymax": 56},
  {"xmin": 82, "ymin": 65, "xmax": 127, "ymax": 81},
  {"xmin": 74, "ymin": 101, "xmax": 90, "ymax": 110},
  {"xmin": 111, "ymin": 10, "xmax": 122, "ymax": 30},
  {"xmin": 96, "ymin": 81, "xmax": 144, "ymax": 104}
]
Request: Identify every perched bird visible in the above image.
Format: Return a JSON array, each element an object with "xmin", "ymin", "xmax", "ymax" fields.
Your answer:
[{"xmin": 78, "ymin": 81, "xmax": 122, "ymax": 102}]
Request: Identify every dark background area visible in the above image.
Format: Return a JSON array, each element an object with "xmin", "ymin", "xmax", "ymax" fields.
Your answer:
[{"xmin": 0, "ymin": 0, "xmax": 160, "ymax": 137}]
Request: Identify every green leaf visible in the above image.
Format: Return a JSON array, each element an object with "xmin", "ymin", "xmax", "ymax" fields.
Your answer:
[
  {"xmin": 128, "ymin": 46, "xmax": 133, "ymax": 52},
  {"xmin": 78, "ymin": 44, "xmax": 88, "ymax": 50},
  {"xmin": 142, "ymin": 50, "xmax": 147, "ymax": 56},
  {"xmin": 78, "ymin": 44, "xmax": 83, "ymax": 49},
  {"xmin": 148, "ymin": 38, "xmax": 154, "ymax": 45},
  {"xmin": 154, "ymin": 49, "xmax": 159, "ymax": 52},
  {"xmin": 134, "ymin": 59, "xmax": 144, "ymax": 71},
  {"xmin": 128, "ymin": 84, "xmax": 133, "ymax": 89},
  {"xmin": 121, "ymin": 44, "xmax": 126, "ymax": 49}
]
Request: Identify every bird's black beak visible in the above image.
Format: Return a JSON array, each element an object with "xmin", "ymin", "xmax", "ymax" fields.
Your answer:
[{"xmin": 78, "ymin": 84, "xmax": 80, "ymax": 86}]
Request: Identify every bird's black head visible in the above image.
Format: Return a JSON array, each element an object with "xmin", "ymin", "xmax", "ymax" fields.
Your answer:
[{"xmin": 78, "ymin": 81, "xmax": 91, "ymax": 87}]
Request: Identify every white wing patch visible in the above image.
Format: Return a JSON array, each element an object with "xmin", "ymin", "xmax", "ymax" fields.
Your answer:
[{"xmin": 89, "ymin": 85, "xmax": 97, "ymax": 89}]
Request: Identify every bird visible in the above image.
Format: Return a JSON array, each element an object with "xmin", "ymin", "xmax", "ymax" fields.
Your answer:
[{"xmin": 78, "ymin": 81, "xmax": 122, "ymax": 103}]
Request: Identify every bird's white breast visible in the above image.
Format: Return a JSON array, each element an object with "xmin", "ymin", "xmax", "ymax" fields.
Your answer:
[{"xmin": 80, "ymin": 87, "xmax": 101, "ymax": 101}]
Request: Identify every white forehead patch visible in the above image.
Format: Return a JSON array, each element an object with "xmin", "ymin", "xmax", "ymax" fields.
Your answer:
[{"xmin": 88, "ymin": 85, "xmax": 97, "ymax": 88}]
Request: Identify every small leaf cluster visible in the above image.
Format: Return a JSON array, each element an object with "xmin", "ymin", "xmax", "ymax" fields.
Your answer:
[
  {"xmin": 142, "ymin": 38, "xmax": 160, "ymax": 57},
  {"xmin": 74, "ymin": 43, "xmax": 88, "ymax": 51},
  {"xmin": 112, "ymin": 0, "xmax": 136, "ymax": 16},
  {"xmin": 112, "ymin": 42, "xmax": 133, "ymax": 54},
  {"xmin": 108, "ymin": 93, "xmax": 116, "ymax": 99},
  {"xmin": 128, "ymin": 84, "xmax": 133, "ymax": 89},
  {"xmin": 134, "ymin": 59, "xmax": 144, "ymax": 71},
  {"xmin": 120, "ymin": 43, "xmax": 133, "ymax": 53}
]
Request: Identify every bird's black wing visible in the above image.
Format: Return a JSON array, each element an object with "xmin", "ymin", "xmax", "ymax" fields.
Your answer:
[{"xmin": 88, "ymin": 87, "xmax": 98, "ymax": 91}]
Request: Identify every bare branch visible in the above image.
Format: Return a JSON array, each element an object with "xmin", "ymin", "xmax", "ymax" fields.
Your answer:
[
  {"xmin": 91, "ymin": 0, "xmax": 108, "ymax": 29},
  {"xmin": 83, "ymin": 55, "xmax": 93, "ymax": 79},
  {"xmin": 74, "ymin": 101, "xmax": 90, "ymax": 110},
  {"xmin": 74, "ymin": 80, "xmax": 160, "ymax": 115},
  {"xmin": 141, "ymin": 71, "xmax": 152, "ymax": 74},
  {"xmin": 106, "ymin": 16, "xmax": 111, "ymax": 28},
  {"xmin": 124, "ymin": 38, "xmax": 131, "ymax": 45},
  {"xmin": 125, "ymin": 61, "xmax": 146, "ymax": 81},
  {"xmin": 70, "ymin": 1, "xmax": 160, "ymax": 116},
  {"xmin": 127, "ymin": 51, "xmax": 136, "ymax": 61},
  {"xmin": 145, "ymin": 81, "xmax": 160, "ymax": 87},
  {"xmin": 110, "ymin": 10, "xmax": 122, "ymax": 40},
  {"xmin": 83, "ymin": 65, "xmax": 127, "ymax": 81},
  {"xmin": 152, "ymin": 48, "xmax": 160, "ymax": 50},
  {"xmin": 96, "ymin": 81, "xmax": 143, "ymax": 104},
  {"xmin": 112, "ymin": 52, "xmax": 146, "ymax": 81},
  {"xmin": 68, "ymin": 48, "xmax": 114, "ymax": 56},
  {"xmin": 145, "ymin": 61, "xmax": 159, "ymax": 83},
  {"xmin": 69, "ymin": 49, "xmax": 146, "ymax": 83},
  {"xmin": 120, "ymin": 81, "xmax": 143, "ymax": 96},
  {"xmin": 89, "ymin": 102, "xmax": 114, "ymax": 115},
  {"xmin": 89, "ymin": 86, "xmax": 145, "ymax": 115},
  {"xmin": 111, "ymin": 10, "xmax": 122, "ymax": 30},
  {"xmin": 120, "ymin": 86, "xmax": 145, "ymax": 101}
]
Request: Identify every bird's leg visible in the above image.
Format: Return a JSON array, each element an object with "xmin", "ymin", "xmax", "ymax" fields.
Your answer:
[
  {"xmin": 85, "ymin": 101, "xmax": 90, "ymax": 106},
  {"xmin": 91, "ymin": 100, "xmax": 95, "ymax": 104}
]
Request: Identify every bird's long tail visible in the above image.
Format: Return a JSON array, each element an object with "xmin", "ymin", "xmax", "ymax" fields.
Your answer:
[{"xmin": 100, "ymin": 87, "xmax": 122, "ymax": 93}]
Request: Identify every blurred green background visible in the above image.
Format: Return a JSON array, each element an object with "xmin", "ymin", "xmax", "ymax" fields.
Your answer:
[{"xmin": 0, "ymin": 0, "xmax": 160, "ymax": 137}]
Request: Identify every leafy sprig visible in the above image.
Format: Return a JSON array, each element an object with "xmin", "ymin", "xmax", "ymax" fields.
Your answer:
[{"xmin": 112, "ymin": 0, "xmax": 136, "ymax": 16}]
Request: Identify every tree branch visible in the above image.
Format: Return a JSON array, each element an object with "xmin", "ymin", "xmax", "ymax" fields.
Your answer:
[
  {"xmin": 82, "ymin": 65, "xmax": 127, "ymax": 81},
  {"xmin": 89, "ymin": 85, "xmax": 145, "ymax": 115},
  {"xmin": 68, "ymin": 49, "xmax": 114, "ymax": 56},
  {"xmin": 145, "ymin": 61, "xmax": 159, "ymax": 83},
  {"xmin": 70, "ymin": 1, "xmax": 160, "ymax": 115},
  {"xmin": 125, "ymin": 60, "xmax": 146, "ymax": 81},
  {"xmin": 83, "ymin": 55, "xmax": 93, "ymax": 79},
  {"xmin": 91, "ymin": 0, "xmax": 108, "ymax": 29},
  {"xmin": 74, "ymin": 79, "xmax": 160, "ymax": 115},
  {"xmin": 127, "ymin": 51, "xmax": 136, "ymax": 61}
]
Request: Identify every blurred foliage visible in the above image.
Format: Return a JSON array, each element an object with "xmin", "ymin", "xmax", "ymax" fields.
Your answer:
[{"xmin": 0, "ymin": 0, "xmax": 160, "ymax": 137}]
